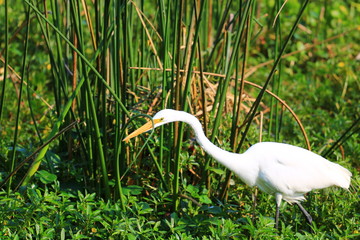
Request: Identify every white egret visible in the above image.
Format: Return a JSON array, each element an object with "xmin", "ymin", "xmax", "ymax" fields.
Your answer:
[{"xmin": 123, "ymin": 109, "xmax": 352, "ymax": 228}]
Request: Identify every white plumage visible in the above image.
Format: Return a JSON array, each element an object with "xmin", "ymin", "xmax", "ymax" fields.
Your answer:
[{"xmin": 123, "ymin": 109, "xmax": 352, "ymax": 228}]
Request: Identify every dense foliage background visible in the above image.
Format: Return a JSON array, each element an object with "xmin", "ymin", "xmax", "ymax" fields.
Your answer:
[{"xmin": 0, "ymin": 0, "xmax": 359, "ymax": 238}]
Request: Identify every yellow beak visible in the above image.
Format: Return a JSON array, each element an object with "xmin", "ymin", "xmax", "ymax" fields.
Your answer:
[{"xmin": 123, "ymin": 118, "xmax": 163, "ymax": 142}]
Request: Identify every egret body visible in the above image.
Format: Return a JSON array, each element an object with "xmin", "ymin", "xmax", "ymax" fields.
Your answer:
[{"xmin": 123, "ymin": 109, "xmax": 352, "ymax": 228}]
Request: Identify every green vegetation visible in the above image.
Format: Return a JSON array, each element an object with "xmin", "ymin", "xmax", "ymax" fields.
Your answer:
[{"xmin": 0, "ymin": 0, "xmax": 359, "ymax": 238}]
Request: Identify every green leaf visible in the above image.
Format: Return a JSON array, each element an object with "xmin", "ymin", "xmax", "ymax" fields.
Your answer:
[
  {"xmin": 208, "ymin": 167, "xmax": 225, "ymax": 175},
  {"xmin": 36, "ymin": 170, "xmax": 57, "ymax": 184},
  {"xmin": 199, "ymin": 194, "xmax": 212, "ymax": 204},
  {"xmin": 121, "ymin": 185, "xmax": 143, "ymax": 195}
]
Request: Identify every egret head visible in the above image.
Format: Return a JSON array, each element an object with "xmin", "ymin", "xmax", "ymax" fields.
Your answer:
[{"xmin": 123, "ymin": 109, "xmax": 179, "ymax": 142}]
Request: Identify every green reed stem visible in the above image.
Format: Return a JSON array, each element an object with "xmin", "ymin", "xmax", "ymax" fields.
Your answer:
[
  {"xmin": 207, "ymin": 0, "xmax": 252, "ymax": 176},
  {"xmin": 220, "ymin": 3, "xmax": 254, "ymax": 201},
  {"xmin": 0, "ymin": 0, "xmax": 9, "ymax": 120},
  {"xmin": 172, "ymin": 0, "xmax": 184, "ymax": 211},
  {"xmin": 268, "ymin": 0, "xmax": 283, "ymax": 142},
  {"xmin": 20, "ymin": 1, "xmax": 129, "ymax": 196},
  {"xmin": 323, "ymin": 116, "xmax": 360, "ymax": 158},
  {"xmin": 172, "ymin": 0, "xmax": 207, "ymax": 211},
  {"xmin": 238, "ymin": 0, "xmax": 311, "ymax": 151},
  {"xmin": 7, "ymin": 4, "xmax": 31, "ymax": 193}
]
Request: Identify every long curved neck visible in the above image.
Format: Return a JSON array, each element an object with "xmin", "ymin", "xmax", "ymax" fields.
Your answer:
[
  {"xmin": 173, "ymin": 111, "xmax": 258, "ymax": 187},
  {"xmin": 180, "ymin": 113, "xmax": 239, "ymax": 167}
]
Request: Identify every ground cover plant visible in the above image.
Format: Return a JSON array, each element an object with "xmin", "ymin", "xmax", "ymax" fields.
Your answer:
[{"xmin": 0, "ymin": 0, "xmax": 359, "ymax": 239}]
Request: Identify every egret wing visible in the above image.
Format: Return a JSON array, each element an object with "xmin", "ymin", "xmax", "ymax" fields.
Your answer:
[{"xmin": 247, "ymin": 142, "xmax": 351, "ymax": 201}]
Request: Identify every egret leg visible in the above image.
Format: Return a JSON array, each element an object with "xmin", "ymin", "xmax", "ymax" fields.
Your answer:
[
  {"xmin": 252, "ymin": 188, "xmax": 258, "ymax": 223},
  {"xmin": 296, "ymin": 202, "xmax": 313, "ymax": 224},
  {"xmin": 275, "ymin": 194, "xmax": 282, "ymax": 229},
  {"xmin": 275, "ymin": 203, "xmax": 280, "ymax": 229}
]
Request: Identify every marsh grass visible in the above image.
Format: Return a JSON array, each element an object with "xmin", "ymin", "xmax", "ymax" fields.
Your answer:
[{"xmin": 0, "ymin": 0, "xmax": 359, "ymax": 238}]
